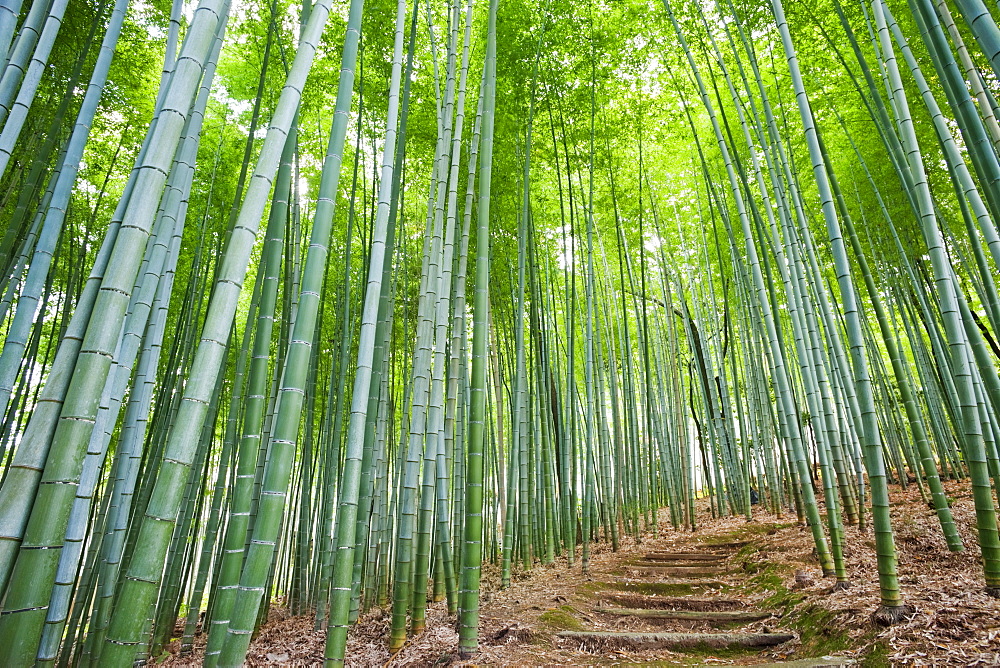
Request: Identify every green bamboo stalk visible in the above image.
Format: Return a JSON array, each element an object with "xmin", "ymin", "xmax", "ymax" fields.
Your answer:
[{"xmin": 457, "ymin": 0, "xmax": 497, "ymax": 654}]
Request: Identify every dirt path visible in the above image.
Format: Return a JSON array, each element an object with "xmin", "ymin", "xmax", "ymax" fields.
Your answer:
[
  {"xmin": 163, "ymin": 482, "xmax": 1000, "ymax": 666},
  {"xmin": 449, "ymin": 518, "xmax": 855, "ymax": 667}
]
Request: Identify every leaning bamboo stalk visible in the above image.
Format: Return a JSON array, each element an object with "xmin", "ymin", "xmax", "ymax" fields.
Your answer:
[
  {"xmin": 0, "ymin": 0, "xmax": 70, "ymax": 181},
  {"xmin": 887, "ymin": 0, "xmax": 1000, "ymax": 595},
  {"xmin": 324, "ymin": 0, "xmax": 405, "ymax": 659},
  {"xmin": 0, "ymin": 0, "xmax": 129, "ymax": 421},
  {"xmin": 97, "ymin": 1, "xmax": 333, "ymax": 661},
  {"xmin": 0, "ymin": 0, "xmax": 64, "ymax": 128},
  {"xmin": 0, "ymin": 2, "xmax": 231, "ymax": 660}
]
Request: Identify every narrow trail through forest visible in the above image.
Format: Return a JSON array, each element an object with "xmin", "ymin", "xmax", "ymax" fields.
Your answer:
[
  {"xmin": 551, "ymin": 545, "xmax": 799, "ymax": 658},
  {"xmin": 164, "ymin": 482, "xmax": 1000, "ymax": 666},
  {"xmin": 447, "ymin": 517, "xmax": 856, "ymax": 667}
]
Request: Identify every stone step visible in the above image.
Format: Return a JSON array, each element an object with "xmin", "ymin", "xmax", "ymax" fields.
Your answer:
[
  {"xmin": 594, "ymin": 606, "xmax": 772, "ymax": 623},
  {"xmin": 626, "ymin": 565, "xmax": 726, "ymax": 577},
  {"xmin": 599, "ymin": 594, "xmax": 747, "ymax": 611},
  {"xmin": 556, "ymin": 630, "xmax": 795, "ymax": 650},
  {"xmin": 751, "ymin": 657, "xmax": 856, "ymax": 667},
  {"xmin": 644, "ymin": 552, "xmax": 729, "ymax": 561}
]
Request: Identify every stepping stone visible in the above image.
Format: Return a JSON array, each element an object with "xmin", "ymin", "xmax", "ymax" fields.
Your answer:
[
  {"xmin": 754, "ymin": 658, "xmax": 856, "ymax": 667},
  {"xmin": 706, "ymin": 540, "xmax": 751, "ymax": 549},
  {"xmin": 633, "ymin": 561, "xmax": 726, "ymax": 569},
  {"xmin": 556, "ymin": 630, "xmax": 795, "ymax": 650},
  {"xmin": 644, "ymin": 552, "xmax": 728, "ymax": 561},
  {"xmin": 638, "ymin": 559, "xmax": 728, "ymax": 567},
  {"xmin": 594, "ymin": 607, "xmax": 772, "ymax": 623},
  {"xmin": 600, "ymin": 594, "xmax": 746, "ymax": 611},
  {"xmin": 627, "ymin": 565, "xmax": 725, "ymax": 577},
  {"xmin": 606, "ymin": 580, "xmax": 726, "ymax": 595}
]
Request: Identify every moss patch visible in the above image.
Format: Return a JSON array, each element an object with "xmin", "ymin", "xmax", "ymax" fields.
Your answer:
[
  {"xmin": 701, "ymin": 521, "xmax": 799, "ymax": 546},
  {"xmin": 793, "ymin": 605, "xmax": 852, "ymax": 656},
  {"xmin": 578, "ymin": 580, "xmax": 611, "ymax": 594},
  {"xmin": 742, "ymin": 562, "xmax": 805, "ymax": 610},
  {"xmin": 538, "ymin": 605, "xmax": 584, "ymax": 632},
  {"xmin": 859, "ymin": 640, "xmax": 891, "ymax": 668}
]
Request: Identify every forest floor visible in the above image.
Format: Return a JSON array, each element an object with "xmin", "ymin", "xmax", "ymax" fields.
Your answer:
[{"xmin": 159, "ymin": 479, "xmax": 1000, "ymax": 666}]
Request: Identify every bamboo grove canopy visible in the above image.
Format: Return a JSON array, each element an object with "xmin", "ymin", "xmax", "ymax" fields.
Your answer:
[{"xmin": 3, "ymin": 0, "xmax": 1000, "ymax": 662}]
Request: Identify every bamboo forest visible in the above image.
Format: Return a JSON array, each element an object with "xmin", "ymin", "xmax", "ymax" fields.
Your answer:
[{"xmin": 8, "ymin": 0, "xmax": 1000, "ymax": 663}]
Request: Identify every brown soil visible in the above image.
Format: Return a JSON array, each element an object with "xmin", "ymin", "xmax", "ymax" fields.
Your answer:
[{"xmin": 154, "ymin": 479, "xmax": 1000, "ymax": 666}]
